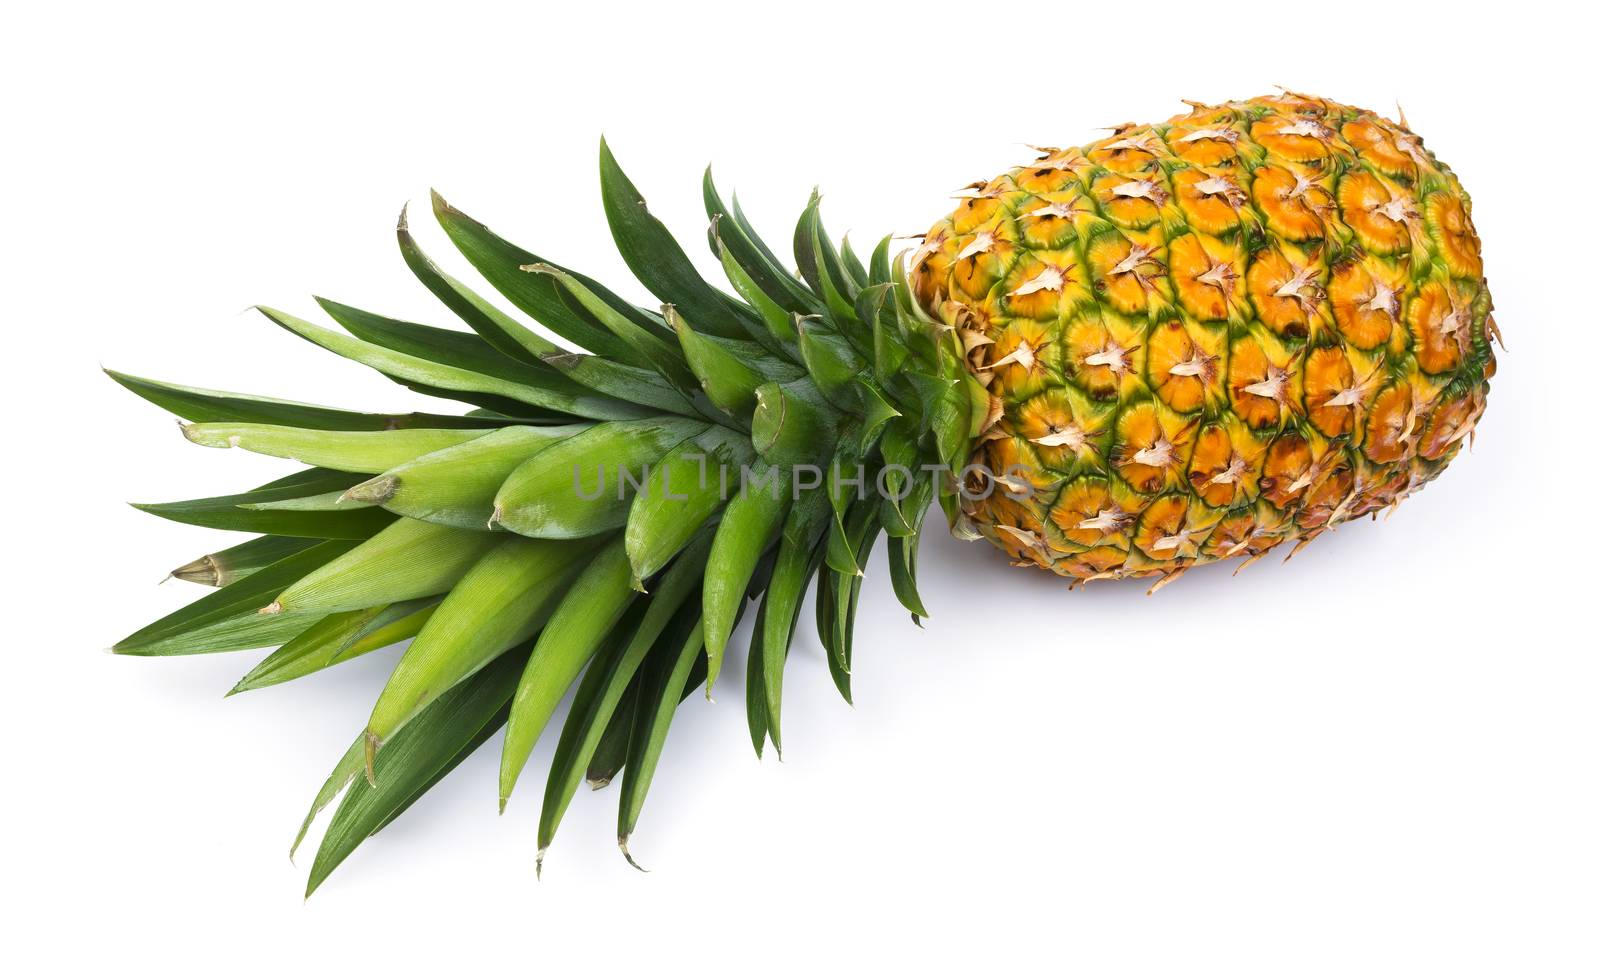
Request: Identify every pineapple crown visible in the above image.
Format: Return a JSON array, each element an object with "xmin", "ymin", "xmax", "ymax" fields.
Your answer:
[{"xmin": 108, "ymin": 139, "xmax": 988, "ymax": 891}]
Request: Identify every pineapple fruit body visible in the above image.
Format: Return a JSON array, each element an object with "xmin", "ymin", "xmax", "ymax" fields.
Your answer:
[{"xmin": 911, "ymin": 93, "xmax": 1495, "ymax": 583}]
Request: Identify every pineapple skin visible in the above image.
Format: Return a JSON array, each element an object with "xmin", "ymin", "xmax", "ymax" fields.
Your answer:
[{"xmin": 911, "ymin": 93, "xmax": 1497, "ymax": 583}]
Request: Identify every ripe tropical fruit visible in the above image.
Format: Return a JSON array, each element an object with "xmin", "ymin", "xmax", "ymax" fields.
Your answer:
[
  {"xmin": 912, "ymin": 91, "xmax": 1496, "ymax": 584},
  {"xmin": 111, "ymin": 92, "xmax": 1496, "ymax": 891}
]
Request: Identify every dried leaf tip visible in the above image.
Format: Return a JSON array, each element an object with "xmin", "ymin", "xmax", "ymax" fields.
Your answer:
[
  {"xmin": 535, "ymin": 847, "xmax": 546, "ymax": 881},
  {"xmin": 180, "ymin": 422, "xmax": 241, "ymax": 449},
  {"xmin": 170, "ymin": 553, "xmax": 224, "ymax": 587},
  {"xmin": 619, "ymin": 837, "xmax": 648, "ymax": 873},
  {"xmin": 342, "ymin": 474, "xmax": 398, "ymax": 505}
]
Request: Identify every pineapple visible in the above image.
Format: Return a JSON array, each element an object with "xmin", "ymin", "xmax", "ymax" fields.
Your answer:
[
  {"xmin": 911, "ymin": 92, "xmax": 1496, "ymax": 584},
  {"xmin": 111, "ymin": 92, "xmax": 1495, "ymax": 891}
]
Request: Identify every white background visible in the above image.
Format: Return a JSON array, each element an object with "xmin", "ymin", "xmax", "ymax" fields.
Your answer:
[{"xmin": 6, "ymin": 1, "xmax": 1597, "ymax": 950}]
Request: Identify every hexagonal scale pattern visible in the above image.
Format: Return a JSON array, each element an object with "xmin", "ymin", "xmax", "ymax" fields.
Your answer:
[{"xmin": 911, "ymin": 92, "xmax": 1497, "ymax": 584}]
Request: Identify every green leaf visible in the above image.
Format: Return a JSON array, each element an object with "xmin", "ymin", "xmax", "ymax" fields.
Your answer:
[
  {"xmin": 795, "ymin": 194, "xmax": 864, "ymax": 341},
  {"xmin": 666, "ymin": 305, "xmax": 765, "ymax": 416},
  {"xmin": 796, "ymin": 318, "xmax": 864, "ymax": 410},
  {"xmin": 744, "ymin": 596, "xmax": 770, "ymax": 757},
  {"xmin": 315, "ymin": 296, "xmax": 550, "ymax": 383},
  {"xmin": 839, "ymin": 234, "xmax": 870, "ymax": 287},
  {"xmin": 168, "ymin": 535, "xmax": 320, "ymax": 587},
  {"xmin": 624, "ymin": 426, "xmax": 755, "ymax": 583},
  {"xmin": 861, "ymin": 282, "xmax": 911, "ymax": 385},
  {"xmin": 758, "ymin": 490, "xmax": 830, "ymax": 753},
  {"xmin": 599, "ymin": 140, "xmax": 751, "ymax": 339},
  {"xmin": 543, "ymin": 352, "xmax": 698, "ymax": 417},
  {"xmin": 534, "ymin": 601, "xmax": 644, "ymax": 858},
  {"xmin": 823, "ymin": 507, "xmax": 858, "ymax": 577},
  {"xmin": 733, "ymin": 194, "xmax": 797, "ymax": 284},
  {"xmin": 130, "ymin": 611, "xmax": 323, "ymax": 658},
  {"xmin": 852, "ymin": 376, "xmax": 902, "ymax": 455},
  {"xmin": 750, "ymin": 380, "xmax": 836, "ymax": 468},
  {"xmin": 396, "ymin": 203, "xmax": 564, "ymax": 361},
  {"xmin": 792, "ymin": 192, "xmax": 825, "ymax": 299},
  {"xmin": 269, "ymin": 518, "xmax": 500, "ymax": 615},
  {"xmin": 584, "ymin": 681, "xmax": 637, "ymax": 791},
  {"xmin": 868, "ymin": 235, "xmax": 892, "ymax": 286},
  {"xmin": 904, "ymin": 370, "xmax": 971, "ymax": 475},
  {"xmin": 366, "ymin": 536, "xmax": 595, "ymax": 752},
  {"xmin": 306, "ymin": 646, "xmax": 528, "ymax": 896},
  {"xmin": 105, "ymin": 369, "xmax": 502, "ymax": 431},
  {"xmin": 826, "ymin": 448, "xmax": 862, "ymax": 519},
  {"xmin": 135, "ymin": 468, "xmax": 394, "ymax": 539},
  {"xmin": 499, "ymin": 538, "xmax": 639, "ymax": 807},
  {"xmin": 815, "ymin": 569, "xmax": 848, "ymax": 704},
  {"xmin": 616, "ymin": 611, "xmax": 705, "ymax": 863},
  {"xmin": 836, "ymin": 504, "xmax": 881, "ymax": 669},
  {"xmin": 114, "ymin": 540, "xmax": 358, "ymax": 655},
  {"xmin": 349, "ymin": 424, "xmax": 588, "ymax": 530},
  {"xmin": 819, "ymin": 502, "xmax": 881, "ymax": 703},
  {"xmin": 181, "ymin": 421, "xmax": 492, "ymax": 474},
  {"xmin": 537, "ymin": 531, "xmax": 711, "ymax": 855},
  {"xmin": 258, "ymin": 306, "xmax": 648, "ymax": 421},
  {"xmin": 701, "ymin": 475, "xmax": 789, "ymax": 694},
  {"xmin": 876, "ymin": 421, "xmax": 926, "ymax": 537},
  {"xmin": 887, "ymin": 532, "xmax": 929, "ymax": 621},
  {"xmin": 710, "ymin": 218, "xmax": 800, "ymax": 349},
  {"xmin": 367, "ymin": 717, "xmax": 504, "ymax": 840},
  {"xmin": 228, "ymin": 601, "xmax": 436, "ymax": 694},
  {"xmin": 291, "ymin": 735, "xmax": 364, "ymax": 860},
  {"xmin": 702, "ymin": 168, "xmax": 817, "ymax": 316},
  {"xmin": 239, "ymin": 489, "xmax": 376, "ymax": 513},
  {"xmin": 493, "ymin": 417, "xmax": 710, "ymax": 539},
  {"xmin": 711, "ymin": 334, "xmax": 806, "ymax": 384},
  {"xmin": 522, "ymin": 264, "xmax": 699, "ymax": 393},
  {"xmin": 892, "ymin": 249, "xmax": 942, "ymax": 367},
  {"xmin": 432, "ymin": 191, "xmax": 646, "ymax": 362}
]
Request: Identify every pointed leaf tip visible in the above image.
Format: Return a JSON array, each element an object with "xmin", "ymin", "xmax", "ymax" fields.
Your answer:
[
  {"xmin": 619, "ymin": 836, "xmax": 648, "ymax": 873},
  {"xmin": 341, "ymin": 474, "xmax": 398, "ymax": 505}
]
